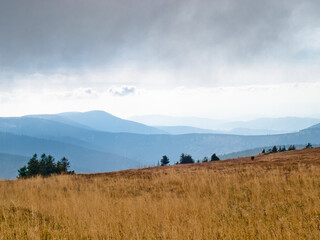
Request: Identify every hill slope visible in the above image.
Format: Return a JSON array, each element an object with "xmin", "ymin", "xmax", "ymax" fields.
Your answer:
[{"xmin": 1, "ymin": 148, "xmax": 319, "ymax": 239}]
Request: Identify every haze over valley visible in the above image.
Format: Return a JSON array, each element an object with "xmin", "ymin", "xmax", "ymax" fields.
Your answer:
[{"xmin": 1, "ymin": 110, "xmax": 319, "ymax": 179}]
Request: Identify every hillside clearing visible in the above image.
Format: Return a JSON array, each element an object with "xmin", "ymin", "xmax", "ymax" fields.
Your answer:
[{"xmin": 1, "ymin": 148, "xmax": 320, "ymax": 239}]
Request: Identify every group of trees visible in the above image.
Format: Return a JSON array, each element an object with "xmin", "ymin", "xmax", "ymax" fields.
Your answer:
[
  {"xmin": 160, "ymin": 153, "xmax": 220, "ymax": 166},
  {"xmin": 262, "ymin": 145, "xmax": 295, "ymax": 154},
  {"xmin": 306, "ymin": 143, "xmax": 313, "ymax": 148},
  {"xmin": 18, "ymin": 153, "xmax": 74, "ymax": 179},
  {"xmin": 262, "ymin": 143, "xmax": 313, "ymax": 154}
]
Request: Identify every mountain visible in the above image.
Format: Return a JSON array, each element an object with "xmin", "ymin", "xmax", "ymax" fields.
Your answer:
[
  {"xmin": 1, "ymin": 116, "xmax": 320, "ymax": 165},
  {"xmin": 0, "ymin": 153, "xmax": 29, "ymax": 179},
  {"xmin": 155, "ymin": 126, "xmax": 219, "ymax": 134},
  {"xmin": 0, "ymin": 132, "xmax": 139, "ymax": 178},
  {"xmin": 88, "ymin": 128, "xmax": 320, "ymax": 164},
  {"xmin": 1, "ymin": 113, "xmax": 320, "ymax": 179},
  {"xmin": 25, "ymin": 111, "xmax": 166, "ymax": 134},
  {"xmin": 220, "ymin": 117, "xmax": 320, "ymax": 132},
  {"xmin": 128, "ymin": 115, "xmax": 225, "ymax": 130},
  {"xmin": 23, "ymin": 114, "xmax": 94, "ymax": 130},
  {"xmin": 307, "ymin": 123, "xmax": 320, "ymax": 129},
  {"xmin": 156, "ymin": 126, "xmax": 282, "ymax": 135},
  {"xmin": 225, "ymin": 128, "xmax": 283, "ymax": 135},
  {"xmin": 57, "ymin": 111, "xmax": 166, "ymax": 134},
  {"xmin": 129, "ymin": 115, "xmax": 320, "ymax": 134}
]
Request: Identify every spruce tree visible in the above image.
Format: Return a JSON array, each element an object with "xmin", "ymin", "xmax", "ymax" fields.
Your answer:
[
  {"xmin": 18, "ymin": 166, "xmax": 28, "ymax": 179},
  {"xmin": 272, "ymin": 146, "xmax": 278, "ymax": 153},
  {"xmin": 160, "ymin": 155, "xmax": 170, "ymax": 166},
  {"xmin": 202, "ymin": 157, "xmax": 209, "ymax": 162},
  {"xmin": 288, "ymin": 145, "xmax": 296, "ymax": 151},
  {"xmin": 27, "ymin": 154, "xmax": 40, "ymax": 177},
  {"xmin": 210, "ymin": 153, "xmax": 220, "ymax": 161},
  {"xmin": 306, "ymin": 143, "xmax": 313, "ymax": 148},
  {"xmin": 179, "ymin": 153, "xmax": 194, "ymax": 164}
]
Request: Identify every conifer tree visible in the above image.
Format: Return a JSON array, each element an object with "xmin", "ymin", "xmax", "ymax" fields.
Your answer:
[
  {"xmin": 272, "ymin": 146, "xmax": 278, "ymax": 153},
  {"xmin": 306, "ymin": 143, "xmax": 313, "ymax": 148},
  {"xmin": 179, "ymin": 153, "xmax": 195, "ymax": 164},
  {"xmin": 210, "ymin": 153, "xmax": 220, "ymax": 161},
  {"xmin": 160, "ymin": 155, "xmax": 170, "ymax": 166}
]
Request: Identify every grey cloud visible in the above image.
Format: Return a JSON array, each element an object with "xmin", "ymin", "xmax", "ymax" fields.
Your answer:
[
  {"xmin": 0, "ymin": 0, "xmax": 320, "ymax": 87},
  {"xmin": 109, "ymin": 86, "xmax": 136, "ymax": 96}
]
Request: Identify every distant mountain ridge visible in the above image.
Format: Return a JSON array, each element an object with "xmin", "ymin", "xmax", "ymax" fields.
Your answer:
[
  {"xmin": 129, "ymin": 115, "xmax": 320, "ymax": 133},
  {"xmin": 155, "ymin": 126, "xmax": 219, "ymax": 134},
  {"xmin": 307, "ymin": 123, "xmax": 320, "ymax": 129},
  {"xmin": 129, "ymin": 115, "xmax": 225, "ymax": 130},
  {"xmin": 26, "ymin": 111, "xmax": 167, "ymax": 134},
  {"xmin": 0, "ymin": 131, "xmax": 139, "ymax": 178},
  {"xmin": 1, "ymin": 111, "xmax": 320, "ymax": 179},
  {"xmin": 0, "ymin": 153, "xmax": 29, "ymax": 179},
  {"xmin": 220, "ymin": 117, "xmax": 320, "ymax": 132}
]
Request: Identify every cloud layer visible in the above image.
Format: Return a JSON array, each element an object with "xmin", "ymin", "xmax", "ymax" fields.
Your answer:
[
  {"xmin": 1, "ymin": 1, "xmax": 319, "ymax": 118},
  {"xmin": 109, "ymin": 86, "xmax": 136, "ymax": 96},
  {"xmin": 1, "ymin": 1, "xmax": 320, "ymax": 81},
  {"xmin": 1, "ymin": 82, "xmax": 320, "ymax": 120}
]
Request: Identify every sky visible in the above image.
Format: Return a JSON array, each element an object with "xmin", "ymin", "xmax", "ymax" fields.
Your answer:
[{"xmin": 0, "ymin": 0, "xmax": 320, "ymax": 120}]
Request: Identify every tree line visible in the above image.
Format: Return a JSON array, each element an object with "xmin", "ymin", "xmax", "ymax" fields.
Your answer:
[
  {"xmin": 159, "ymin": 153, "xmax": 220, "ymax": 166},
  {"xmin": 18, "ymin": 153, "xmax": 74, "ymax": 179},
  {"xmin": 262, "ymin": 142, "xmax": 313, "ymax": 154}
]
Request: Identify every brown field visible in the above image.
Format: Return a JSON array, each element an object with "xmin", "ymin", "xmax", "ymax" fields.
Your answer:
[{"xmin": 1, "ymin": 148, "xmax": 320, "ymax": 239}]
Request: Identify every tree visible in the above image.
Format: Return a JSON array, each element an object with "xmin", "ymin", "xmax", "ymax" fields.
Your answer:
[
  {"xmin": 39, "ymin": 153, "xmax": 47, "ymax": 176},
  {"xmin": 279, "ymin": 146, "xmax": 287, "ymax": 152},
  {"xmin": 202, "ymin": 157, "xmax": 209, "ymax": 163},
  {"xmin": 57, "ymin": 157, "xmax": 70, "ymax": 173},
  {"xmin": 261, "ymin": 149, "xmax": 265, "ymax": 154},
  {"xmin": 45, "ymin": 155, "xmax": 56, "ymax": 176},
  {"xmin": 27, "ymin": 154, "xmax": 40, "ymax": 176},
  {"xmin": 210, "ymin": 153, "xmax": 220, "ymax": 161},
  {"xmin": 17, "ymin": 166, "xmax": 28, "ymax": 179},
  {"xmin": 272, "ymin": 146, "xmax": 278, "ymax": 153},
  {"xmin": 305, "ymin": 143, "xmax": 313, "ymax": 149},
  {"xmin": 251, "ymin": 156, "xmax": 255, "ymax": 161},
  {"xmin": 160, "ymin": 155, "xmax": 170, "ymax": 166},
  {"xmin": 179, "ymin": 153, "xmax": 194, "ymax": 164},
  {"xmin": 288, "ymin": 145, "xmax": 296, "ymax": 151}
]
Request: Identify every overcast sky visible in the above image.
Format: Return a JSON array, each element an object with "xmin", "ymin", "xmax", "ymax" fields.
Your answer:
[{"xmin": 0, "ymin": 0, "xmax": 320, "ymax": 120}]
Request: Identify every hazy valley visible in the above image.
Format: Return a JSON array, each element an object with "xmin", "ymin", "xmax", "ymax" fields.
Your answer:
[{"xmin": 1, "ymin": 110, "xmax": 319, "ymax": 179}]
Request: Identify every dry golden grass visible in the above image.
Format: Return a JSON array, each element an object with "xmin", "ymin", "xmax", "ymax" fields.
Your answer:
[{"xmin": 1, "ymin": 148, "xmax": 320, "ymax": 239}]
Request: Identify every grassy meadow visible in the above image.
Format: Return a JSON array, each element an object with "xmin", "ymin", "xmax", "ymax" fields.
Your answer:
[{"xmin": 1, "ymin": 148, "xmax": 320, "ymax": 239}]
